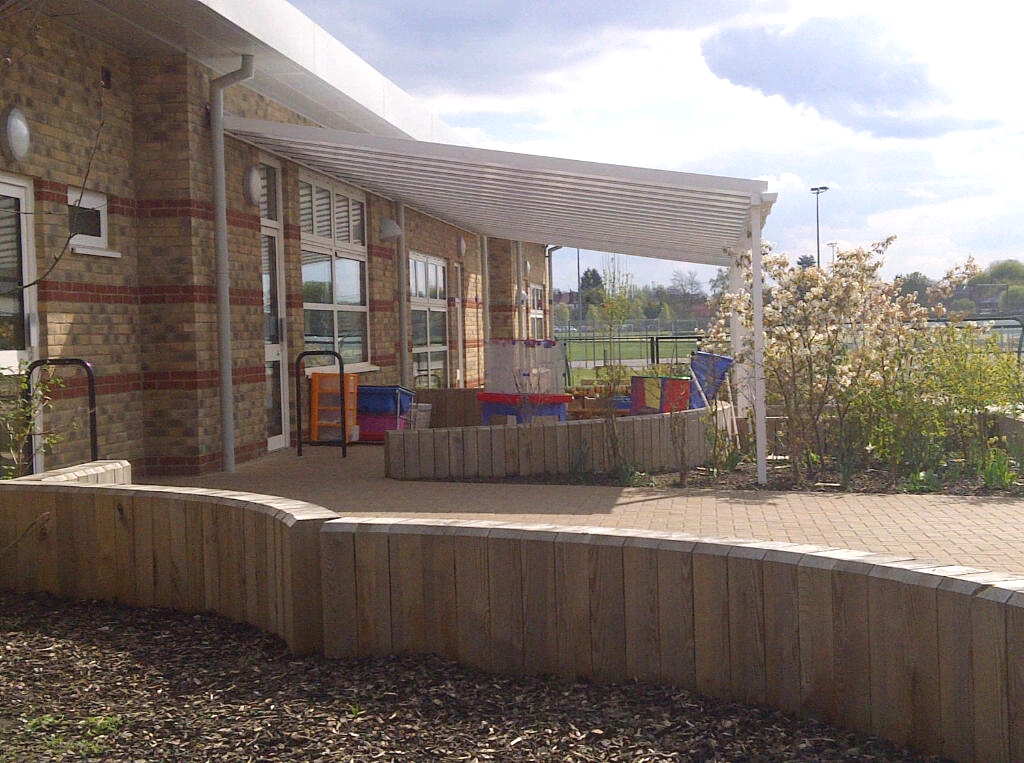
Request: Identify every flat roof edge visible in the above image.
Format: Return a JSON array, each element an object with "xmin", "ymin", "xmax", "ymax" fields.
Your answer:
[{"xmin": 199, "ymin": 0, "xmax": 464, "ymax": 143}]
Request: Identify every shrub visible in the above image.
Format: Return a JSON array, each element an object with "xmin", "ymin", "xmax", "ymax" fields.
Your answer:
[
  {"xmin": 709, "ymin": 239, "xmax": 1024, "ymax": 488},
  {"xmin": 0, "ymin": 364, "xmax": 65, "ymax": 478}
]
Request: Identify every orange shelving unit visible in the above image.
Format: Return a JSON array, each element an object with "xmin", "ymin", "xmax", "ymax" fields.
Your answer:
[{"xmin": 310, "ymin": 372, "xmax": 358, "ymax": 444}]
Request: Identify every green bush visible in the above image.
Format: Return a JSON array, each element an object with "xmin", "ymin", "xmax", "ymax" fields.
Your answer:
[
  {"xmin": 0, "ymin": 365, "xmax": 65, "ymax": 478},
  {"xmin": 710, "ymin": 240, "xmax": 1024, "ymax": 488}
]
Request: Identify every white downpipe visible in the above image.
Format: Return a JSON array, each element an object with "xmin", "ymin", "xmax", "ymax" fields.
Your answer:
[
  {"xmin": 516, "ymin": 241, "xmax": 525, "ymax": 338},
  {"xmin": 396, "ymin": 202, "xmax": 410, "ymax": 388},
  {"xmin": 545, "ymin": 245, "xmax": 559, "ymax": 338},
  {"xmin": 211, "ymin": 55, "xmax": 254, "ymax": 473},
  {"xmin": 481, "ymin": 236, "xmax": 491, "ymax": 343},
  {"xmin": 750, "ymin": 203, "xmax": 768, "ymax": 485}
]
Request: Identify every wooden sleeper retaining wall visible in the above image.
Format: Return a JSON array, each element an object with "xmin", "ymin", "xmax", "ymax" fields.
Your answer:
[
  {"xmin": 3, "ymin": 464, "xmax": 1024, "ymax": 760},
  {"xmin": 320, "ymin": 518, "xmax": 1024, "ymax": 761},
  {"xmin": 385, "ymin": 408, "xmax": 714, "ymax": 480},
  {"xmin": 0, "ymin": 478, "xmax": 337, "ymax": 655}
]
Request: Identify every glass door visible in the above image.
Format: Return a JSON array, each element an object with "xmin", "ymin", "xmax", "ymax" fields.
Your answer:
[{"xmin": 259, "ymin": 161, "xmax": 288, "ymax": 451}]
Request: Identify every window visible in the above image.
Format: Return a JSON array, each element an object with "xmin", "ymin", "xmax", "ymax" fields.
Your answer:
[
  {"xmin": 300, "ymin": 174, "xmax": 369, "ymax": 367},
  {"xmin": 410, "ymin": 252, "xmax": 447, "ymax": 388},
  {"xmin": 529, "ymin": 283, "xmax": 546, "ymax": 338},
  {"xmin": 0, "ymin": 175, "xmax": 35, "ymax": 365},
  {"xmin": 67, "ymin": 188, "xmax": 118, "ymax": 257}
]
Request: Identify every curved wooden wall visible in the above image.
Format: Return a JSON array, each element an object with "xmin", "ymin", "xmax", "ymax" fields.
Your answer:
[{"xmin": 2, "ymin": 465, "xmax": 1023, "ymax": 761}]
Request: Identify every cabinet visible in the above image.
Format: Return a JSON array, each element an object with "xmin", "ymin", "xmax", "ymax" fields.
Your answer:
[{"xmin": 310, "ymin": 372, "xmax": 358, "ymax": 443}]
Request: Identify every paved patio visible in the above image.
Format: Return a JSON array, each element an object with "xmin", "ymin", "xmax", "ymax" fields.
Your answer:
[{"xmin": 151, "ymin": 444, "xmax": 1024, "ymax": 577}]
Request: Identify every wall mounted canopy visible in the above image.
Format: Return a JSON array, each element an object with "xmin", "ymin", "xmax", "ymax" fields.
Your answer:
[{"xmin": 224, "ymin": 117, "xmax": 775, "ymax": 267}]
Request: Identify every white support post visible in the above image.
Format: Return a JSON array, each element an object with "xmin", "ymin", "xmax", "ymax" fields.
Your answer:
[{"xmin": 750, "ymin": 202, "xmax": 768, "ymax": 485}]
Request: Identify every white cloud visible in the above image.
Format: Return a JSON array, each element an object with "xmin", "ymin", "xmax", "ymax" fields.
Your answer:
[{"xmin": 289, "ymin": 0, "xmax": 1024, "ymax": 289}]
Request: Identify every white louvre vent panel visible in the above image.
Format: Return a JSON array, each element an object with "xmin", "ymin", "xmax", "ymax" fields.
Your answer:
[
  {"xmin": 351, "ymin": 200, "xmax": 365, "ymax": 245},
  {"xmin": 314, "ymin": 187, "xmax": 332, "ymax": 238},
  {"xmin": 335, "ymin": 192, "xmax": 350, "ymax": 243},
  {"xmin": 0, "ymin": 197, "xmax": 19, "ymax": 278}
]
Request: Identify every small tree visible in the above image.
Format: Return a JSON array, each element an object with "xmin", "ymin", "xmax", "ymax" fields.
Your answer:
[
  {"xmin": 0, "ymin": 365, "xmax": 66, "ymax": 478},
  {"xmin": 1001, "ymin": 284, "xmax": 1024, "ymax": 314},
  {"xmin": 552, "ymin": 302, "xmax": 571, "ymax": 329},
  {"xmin": 592, "ymin": 255, "xmax": 636, "ymax": 480}
]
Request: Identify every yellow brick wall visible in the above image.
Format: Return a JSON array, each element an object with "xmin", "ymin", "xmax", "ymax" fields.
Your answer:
[
  {"xmin": 486, "ymin": 239, "xmax": 550, "ymax": 341},
  {"xmin": 0, "ymin": 8, "xmax": 550, "ymax": 473}
]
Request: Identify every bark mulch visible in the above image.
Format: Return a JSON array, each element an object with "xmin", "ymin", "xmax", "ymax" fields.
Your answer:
[{"xmin": 0, "ymin": 591, "xmax": 951, "ymax": 762}]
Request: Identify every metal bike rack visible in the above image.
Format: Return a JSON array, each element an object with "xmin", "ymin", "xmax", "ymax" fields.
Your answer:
[
  {"xmin": 23, "ymin": 358, "xmax": 98, "ymax": 474},
  {"xmin": 294, "ymin": 350, "xmax": 346, "ymax": 458}
]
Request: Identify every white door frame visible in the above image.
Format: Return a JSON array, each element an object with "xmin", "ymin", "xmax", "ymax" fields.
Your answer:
[{"xmin": 260, "ymin": 160, "xmax": 289, "ymax": 451}]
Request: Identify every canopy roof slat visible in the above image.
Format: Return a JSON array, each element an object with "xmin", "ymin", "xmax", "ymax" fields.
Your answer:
[{"xmin": 224, "ymin": 117, "xmax": 774, "ymax": 267}]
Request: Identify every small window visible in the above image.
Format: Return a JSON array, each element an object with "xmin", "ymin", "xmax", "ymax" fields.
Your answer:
[
  {"xmin": 67, "ymin": 188, "xmax": 118, "ymax": 257},
  {"xmin": 529, "ymin": 283, "xmax": 546, "ymax": 338},
  {"xmin": 69, "ymin": 206, "xmax": 101, "ymax": 238}
]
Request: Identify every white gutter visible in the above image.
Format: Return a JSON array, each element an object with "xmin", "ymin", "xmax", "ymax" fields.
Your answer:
[{"xmin": 211, "ymin": 55, "xmax": 254, "ymax": 473}]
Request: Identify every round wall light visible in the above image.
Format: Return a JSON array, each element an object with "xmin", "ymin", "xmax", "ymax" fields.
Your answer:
[
  {"xmin": 243, "ymin": 164, "xmax": 262, "ymax": 206},
  {"xmin": 1, "ymin": 107, "xmax": 31, "ymax": 162}
]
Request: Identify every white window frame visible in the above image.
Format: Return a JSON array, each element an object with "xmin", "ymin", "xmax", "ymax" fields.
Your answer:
[
  {"xmin": 0, "ymin": 174, "xmax": 38, "ymax": 371},
  {"xmin": 67, "ymin": 187, "xmax": 120, "ymax": 258},
  {"xmin": 261, "ymin": 156, "xmax": 290, "ymax": 450},
  {"xmin": 410, "ymin": 251, "xmax": 448, "ymax": 388},
  {"xmin": 529, "ymin": 282, "xmax": 546, "ymax": 338},
  {"xmin": 299, "ymin": 172, "xmax": 372, "ymax": 372}
]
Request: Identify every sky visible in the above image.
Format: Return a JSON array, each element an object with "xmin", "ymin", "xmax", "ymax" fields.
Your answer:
[{"xmin": 289, "ymin": 0, "xmax": 1023, "ymax": 293}]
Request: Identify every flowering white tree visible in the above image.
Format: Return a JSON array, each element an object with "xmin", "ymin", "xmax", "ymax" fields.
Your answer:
[{"xmin": 708, "ymin": 239, "xmax": 1023, "ymax": 487}]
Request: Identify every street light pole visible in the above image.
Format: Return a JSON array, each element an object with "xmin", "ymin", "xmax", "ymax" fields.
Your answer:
[{"xmin": 811, "ymin": 186, "xmax": 828, "ymax": 268}]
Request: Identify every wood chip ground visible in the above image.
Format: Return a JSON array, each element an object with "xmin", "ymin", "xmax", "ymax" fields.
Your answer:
[{"xmin": 0, "ymin": 592, "xmax": 951, "ymax": 761}]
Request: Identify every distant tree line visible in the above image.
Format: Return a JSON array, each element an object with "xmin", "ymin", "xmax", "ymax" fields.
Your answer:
[
  {"xmin": 551, "ymin": 256, "xmax": 1024, "ymax": 336},
  {"xmin": 553, "ymin": 266, "xmax": 729, "ymax": 333},
  {"xmin": 896, "ymin": 259, "xmax": 1024, "ymax": 317}
]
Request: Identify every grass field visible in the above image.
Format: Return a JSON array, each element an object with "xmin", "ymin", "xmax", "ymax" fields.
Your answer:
[
  {"xmin": 560, "ymin": 336, "xmax": 700, "ymax": 365},
  {"xmin": 558, "ymin": 335, "xmax": 701, "ymax": 388}
]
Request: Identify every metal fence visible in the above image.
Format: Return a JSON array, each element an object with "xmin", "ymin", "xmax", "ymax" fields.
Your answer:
[{"xmin": 557, "ymin": 333, "xmax": 704, "ymax": 383}]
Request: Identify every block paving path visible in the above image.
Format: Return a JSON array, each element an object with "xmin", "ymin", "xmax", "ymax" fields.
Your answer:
[{"xmin": 153, "ymin": 444, "xmax": 1024, "ymax": 577}]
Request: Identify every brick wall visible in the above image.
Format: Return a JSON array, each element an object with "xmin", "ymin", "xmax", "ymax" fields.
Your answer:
[
  {"xmin": 0, "ymin": 9, "xmax": 551, "ymax": 475},
  {"xmin": 486, "ymin": 239, "xmax": 550, "ymax": 341},
  {"xmin": 1, "ymin": 15, "xmax": 146, "ymax": 468}
]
